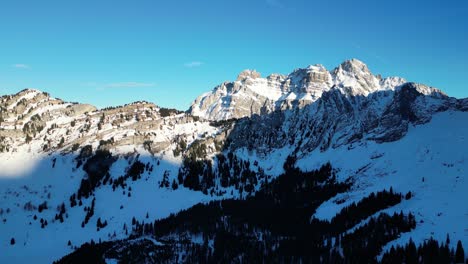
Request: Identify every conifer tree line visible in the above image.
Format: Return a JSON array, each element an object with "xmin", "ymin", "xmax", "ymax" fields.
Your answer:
[
  {"xmin": 178, "ymin": 151, "xmax": 263, "ymax": 196},
  {"xmin": 381, "ymin": 237, "xmax": 466, "ymax": 264},
  {"xmin": 53, "ymin": 149, "xmax": 466, "ymax": 263},
  {"xmin": 56, "ymin": 161, "xmax": 467, "ymax": 263}
]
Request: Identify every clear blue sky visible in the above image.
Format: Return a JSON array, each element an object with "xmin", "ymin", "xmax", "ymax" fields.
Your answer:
[{"xmin": 0, "ymin": 0, "xmax": 467, "ymax": 110}]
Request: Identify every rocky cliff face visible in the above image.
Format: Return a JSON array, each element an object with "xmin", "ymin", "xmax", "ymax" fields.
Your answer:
[
  {"xmin": 223, "ymin": 82, "xmax": 464, "ymax": 157},
  {"xmin": 0, "ymin": 89, "xmax": 221, "ymax": 160},
  {"xmin": 188, "ymin": 59, "xmax": 444, "ymax": 121}
]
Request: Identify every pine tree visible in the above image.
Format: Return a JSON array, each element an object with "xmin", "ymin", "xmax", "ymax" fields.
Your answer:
[
  {"xmin": 97, "ymin": 217, "xmax": 102, "ymax": 229},
  {"xmin": 406, "ymin": 238, "xmax": 418, "ymax": 264},
  {"xmin": 456, "ymin": 240, "xmax": 465, "ymax": 263},
  {"xmin": 405, "ymin": 191, "xmax": 412, "ymax": 200},
  {"xmin": 172, "ymin": 179, "xmax": 178, "ymax": 190}
]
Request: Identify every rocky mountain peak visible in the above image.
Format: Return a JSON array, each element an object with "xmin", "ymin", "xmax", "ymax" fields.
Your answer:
[
  {"xmin": 292, "ymin": 64, "xmax": 332, "ymax": 84},
  {"xmin": 337, "ymin": 58, "xmax": 370, "ymax": 73},
  {"xmin": 331, "ymin": 59, "xmax": 381, "ymax": 96},
  {"xmin": 190, "ymin": 59, "xmax": 428, "ymax": 120},
  {"xmin": 236, "ymin": 69, "xmax": 261, "ymax": 81},
  {"xmin": 307, "ymin": 64, "xmax": 328, "ymax": 72},
  {"xmin": 18, "ymin": 88, "xmax": 40, "ymax": 94},
  {"xmin": 1, "ymin": 88, "xmax": 58, "ymax": 111}
]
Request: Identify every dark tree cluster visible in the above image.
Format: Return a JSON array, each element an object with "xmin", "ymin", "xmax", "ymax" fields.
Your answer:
[
  {"xmin": 326, "ymin": 187, "xmax": 403, "ymax": 234},
  {"xmin": 98, "ymin": 138, "xmax": 114, "ymax": 149},
  {"xmin": 40, "ymin": 218, "xmax": 48, "ymax": 228},
  {"xmin": 97, "ymin": 114, "xmax": 105, "ymax": 130},
  {"xmin": 145, "ymin": 162, "xmax": 154, "ymax": 173},
  {"xmin": 382, "ymin": 237, "xmax": 466, "ymax": 264},
  {"xmin": 96, "ymin": 217, "xmax": 108, "ymax": 231},
  {"xmin": 22, "ymin": 114, "xmax": 45, "ymax": 136},
  {"xmin": 37, "ymin": 201, "xmax": 48, "ymax": 213},
  {"xmin": 178, "ymin": 157, "xmax": 213, "ymax": 193},
  {"xmin": 339, "ymin": 211, "xmax": 416, "ymax": 262},
  {"xmin": 54, "ymin": 202, "xmax": 67, "ymax": 223},
  {"xmin": 148, "ymin": 164, "xmax": 354, "ymax": 258},
  {"xmin": 145, "ymin": 163, "xmax": 416, "ymax": 263},
  {"xmin": 69, "ymin": 193, "xmax": 77, "ymax": 207},
  {"xmin": 171, "ymin": 179, "xmax": 178, "ymax": 190},
  {"xmin": 159, "ymin": 170, "xmax": 171, "ymax": 188},
  {"xmin": 178, "ymin": 152, "xmax": 261, "ymax": 196},
  {"xmin": 126, "ymin": 160, "xmax": 146, "ymax": 181},
  {"xmin": 75, "ymin": 145, "xmax": 93, "ymax": 168},
  {"xmin": 172, "ymin": 138, "xmax": 187, "ymax": 157},
  {"xmin": 159, "ymin": 107, "xmax": 183, "ymax": 117},
  {"xmin": 81, "ymin": 198, "xmax": 96, "ymax": 228},
  {"xmin": 128, "ymin": 218, "xmax": 156, "ymax": 239},
  {"xmin": 54, "ymin": 240, "xmax": 113, "ymax": 264},
  {"xmin": 71, "ymin": 142, "xmax": 80, "ymax": 151},
  {"xmin": 111, "ymin": 160, "xmax": 146, "ymax": 191},
  {"xmin": 186, "ymin": 140, "xmax": 207, "ymax": 160},
  {"xmin": 77, "ymin": 149, "xmax": 116, "ymax": 199},
  {"xmin": 208, "ymin": 118, "xmax": 238, "ymax": 128}
]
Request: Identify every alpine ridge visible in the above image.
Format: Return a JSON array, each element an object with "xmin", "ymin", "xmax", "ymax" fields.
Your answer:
[
  {"xmin": 188, "ymin": 59, "xmax": 445, "ymax": 120},
  {"xmin": 0, "ymin": 59, "xmax": 467, "ymax": 263}
]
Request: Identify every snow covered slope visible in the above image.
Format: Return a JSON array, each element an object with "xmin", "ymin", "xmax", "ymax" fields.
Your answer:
[
  {"xmin": 55, "ymin": 110, "xmax": 468, "ymax": 263},
  {"xmin": 298, "ymin": 110, "xmax": 468, "ymax": 254},
  {"xmin": 0, "ymin": 59, "xmax": 467, "ymax": 263},
  {"xmin": 0, "ymin": 89, "xmax": 227, "ymax": 263},
  {"xmin": 0, "ymin": 152, "xmax": 215, "ymax": 263},
  {"xmin": 205, "ymin": 83, "xmax": 468, "ymax": 255}
]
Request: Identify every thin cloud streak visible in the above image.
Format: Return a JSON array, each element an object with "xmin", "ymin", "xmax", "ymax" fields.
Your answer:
[
  {"xmin": 184, "ymin": 61, "xmax": 203, "ymax": 68},
  {"xmin": 13, "ymin": 64, "xmax": 30, "ymax": 69}
]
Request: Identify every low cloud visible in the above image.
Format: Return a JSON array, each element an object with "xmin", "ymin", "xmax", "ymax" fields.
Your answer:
[
  {"xmin": 13, "ymin": 64, "xmax": 30, "ymax": 69},
  {"xmin": 184, "ymin": 61, "xmax": 203, "ymax": 68},
  {"xmin": 104, "ymin": 82, "xmax": 155, "ymax": 88}
]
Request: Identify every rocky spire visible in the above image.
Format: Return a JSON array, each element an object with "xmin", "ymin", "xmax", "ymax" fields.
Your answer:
[
  {"xmin": 337, "ymin": 58, "xmax": 371, "ymax": 74},
  {"xmin": 236, "ymin": 70, "xmax": 261, "ymax": 81},
  {"xmin": 332, "ymin": 58, "xmax": 381, "ymax": 95}
]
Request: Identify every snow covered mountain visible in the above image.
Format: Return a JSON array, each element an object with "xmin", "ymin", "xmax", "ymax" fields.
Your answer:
[
  {"xmin": 0, "ymin": 89, "xmax": 224, "ymax": 263},
  {"xmin": 189, "ymin": 59, "xmax": 444, "ymax": 120},
  {"xmin": 0, "ymin": 59, "xmax": 467, "ymax": 263}
]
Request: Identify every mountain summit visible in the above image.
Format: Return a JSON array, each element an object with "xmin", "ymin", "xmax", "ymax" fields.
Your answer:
[{"xmin": 189, "ymin": 59, "xmax": 445, "ymax": 120}]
